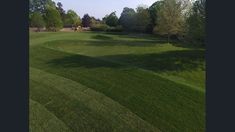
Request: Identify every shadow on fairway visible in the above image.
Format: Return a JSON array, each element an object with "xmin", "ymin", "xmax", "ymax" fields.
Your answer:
[
  {"xmin": 47, "ymin": 49, "xmax": 205, "ymax": 72},
  {"xmin": 47, "ymin": 53, "xmax": 123, "ymax": 68},
  {"xmin": 45, "ymin": 39, "xmax": 169, "ymax": 47},
  {"xmin": 99, "ymin": 49, "xmax": 205, "ymax": 72},
  {"xmin": 92, "ymin": 35, "xmax": 113, "ymax": 40},
  {"xmin": 92, "ymin": 34, "xmax": 168, "ymax": 43},
  {"xmin": 172, "ymin": 42, "xmax": 206, "ymax": 49},
  {"xmin": 88, "ymin": 39, "xmax": 168, "ymax": 46}
]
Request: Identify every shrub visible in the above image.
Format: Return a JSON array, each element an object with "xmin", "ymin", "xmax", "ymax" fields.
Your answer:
[
  {"xmin": 90, "ymin": 24, "xmax": 108, "ymax": 31},
  {"xmin": 106, "ymin": 26, "xmax": 123, "ymax": 32}
]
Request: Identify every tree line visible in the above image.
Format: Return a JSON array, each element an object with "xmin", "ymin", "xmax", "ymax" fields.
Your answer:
[{"xmin": 29, "ymin": 0, "xmax": 205, "ymax": 46}]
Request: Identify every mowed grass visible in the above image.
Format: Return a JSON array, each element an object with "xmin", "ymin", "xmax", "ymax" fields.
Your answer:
[{"xmin": 30, "ymin": 31, "xmax": 205, "ymax": 132}]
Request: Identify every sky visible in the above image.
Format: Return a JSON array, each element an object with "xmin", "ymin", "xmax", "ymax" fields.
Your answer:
[{"xmin": 53, "ymin": 0, "xmax": 158, "ymax": 19}]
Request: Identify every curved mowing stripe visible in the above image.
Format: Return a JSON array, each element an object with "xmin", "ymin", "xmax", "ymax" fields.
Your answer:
[
  {"xmin": 42, "ymin": 40, "xmax": 205, "ymax": 92},
  {"xmin": 30, "ymin": 67, "xmax": 161, "ymax": 132},
  {"xmin": 43, "ymin": 45, "xmax": 204, "ymax": 93},
  {"xmin": 30, "ymin": 99, "xmax": 72, "ymax": 132}
]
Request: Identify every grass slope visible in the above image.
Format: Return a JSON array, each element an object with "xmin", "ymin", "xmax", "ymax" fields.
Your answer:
[
  {"xmin": 30, "ymin": 99, "xmax": 72, "ymax": 132},
  {"xmin": 30, "ymin": 67, "xmax": 159, "ymax": 132},
  {"xmin": 30, "ymin": 32, "xmax": 205, "ymax": 132}
]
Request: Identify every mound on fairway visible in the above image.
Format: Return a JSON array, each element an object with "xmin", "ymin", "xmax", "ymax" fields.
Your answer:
[{"xmin": 30, "ymin": 32, "xmax": 205, "ymax": 132}]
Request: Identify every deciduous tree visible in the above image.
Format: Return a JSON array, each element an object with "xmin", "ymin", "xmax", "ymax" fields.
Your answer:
[
  {"xmin": 30, "ymin": 12, "xmax": 45, "ymax": 31},
  {"xmin": 44, "ymin": 6, "xmax": 63, "ymax": 31},
  {"xmin": 186, "ymin": 0, "xmax": 206, "ymax": 45},
  {"xmin": 154, "ymin": 0, "xmax": 185, "ymax": 43},
  {"xmin": 29, "ymin": 0, "xmax": 56, "ymax": 14},
  {"xmin": 119, "ymin": 7, "xmax": 136, "ymax": 31},
  {"xmin": 64, "ymin": 10, "xmax": 81, "ymax": 27},
  {"xmin": 135, "ymin": 6, "xmax": 151, "ymax": 32},
  {"xmin": 82, "ymin": 14, "xmax": 92, "ymax": 27},
  {"xmin": 104, "ymin": 12, "xmax": 118, "ymax": 27}
]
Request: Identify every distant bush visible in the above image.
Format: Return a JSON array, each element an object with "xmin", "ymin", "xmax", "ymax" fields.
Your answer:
[
  {"xmin": 106, "ymin": 26, "xmax": 123, "ymax": 32},
  {"xmin": 90, "ymin": 24, "xmax": 108, "ymax": 31},
  {"xmin": 90, "ymin": 24, "xmax": 124, "ymax": 32}
]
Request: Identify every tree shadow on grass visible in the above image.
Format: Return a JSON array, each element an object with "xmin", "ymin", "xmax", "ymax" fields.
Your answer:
[
  {"xmin": 93, "ymin": 32, "xmax": 167, "ymax": 41},
  {"xmin": 47, "ymin": 49, "xmax": 205, "ymax": 72},
  {"xmin": 92, "ymin": 35, "xmax": 113, "ymax": 40},
  {"xmin": 102, "ymin": 32, "xmax": 128, "ymax": 35},
  {"xmin": 46, "ymin": 39, "xmax": 169, "ymax": 47},
  {"xmin": 92, "ymin": 33, "xmax": 171, "ymax": 43},
  {"xmin": 87, "ymin": 39, "xmax": 168, "ymax": 47},
  {"xmin": 99, "ymin": 49, "xmax": 205, "ymax": 72},
  {"xmin": 172, "ymin": 41, "xmax": 206, "ymax": 49},
  {"xmin": 117, "ymin": 33, "xmax": 165, "ymax": 41},
  {"xmin": 90, "ymin": 32, "xmax": 205, "ymax": 49},
  {"xmin": 47, "ymin": 54, "xmax": 123, "ymax": 68}
]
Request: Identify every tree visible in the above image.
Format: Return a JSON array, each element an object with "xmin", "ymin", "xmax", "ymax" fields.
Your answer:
[
  {"xmin": 56, "ymin": 2, "xmax": 65, "ymax": 16},
  {"xmin": 90, "ymin": 17, "xmax": 102, "ymax": 27},
  {"xmin": 29, "ymin": 0, "xmax": 56, "ymax": 14},
  {"xmin": 148, "ymin": 1, "xmax": 165, "ymax": 32},
  {"xmin": 56, "ymin": 2, "xmax": 66, "ymax": 24},
  {"xmin": 104, "ymin": 12, "xmax": 118, "ymax": 27},
  {"xmin": 186, "ymin": 0, "xmax": 206, "ymax": 45},
  {"xmin": 135, "ymin": 6, "xmax": 152, "ymax": 32},
  {"xmin": 154, "ymin": 0, "xmax": 185, "ymax": 43},
  {"xmin": 82, "ymin": 14, "xmax": 92, "ymax": 27},
  {"xmin": 64, "ymin": 10, "xmax": 81, "ymax": 27},
  {"xmin": 119, "ymin": 7, "xmax": 136, "ymax": 31},
  {"xmin": 30, "ymin": 12, "xmax": 45, "ymax": 31},
  {"xmin": 44, "ymin": 6, "xmax": 63, "ymax": 31}
]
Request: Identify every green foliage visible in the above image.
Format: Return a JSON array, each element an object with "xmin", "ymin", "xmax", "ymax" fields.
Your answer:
[
  {"xmin": 119, "ymin": 6, "xmax": 152, "ymax": 33},
  {"xmin": 148, "ymin": 1, "xmax": 165, "ymax": 32},
  {"xmin": 106, "ymin": 25, "xmax": 123, "ymax": 32},
  {"xmin": 90, "ymin": 17, "xmax": 102, "ymax": 27},
  {"xmin": 44, "ymin": 6, "xmax": 63, "ymax": 31},
  {"xmin": 56, "ymin": 2, "xmax": 65, "ymax": 16},
  {"xmin": 134, "ymin": 6, "xmax": 152, "ymax": 32},
  {"xmin": 90, "ymin": 23, "xmax": 123, "ymax": 32},
  {"xmin": 154, "ymin": 0, "xmax": 185, "ymax": 42},
  {"xmin": 119, "ymin": 7, "xmax": 137, "ymax": 31},
  {"xmin": 82, "ymin": 14, "xmax": 92, "ymax": 27},
  {"xmin": 186, "ymin": 0, "xmax": 206, "ymax": 45},
  {"xmin": 64, "ymin": 10, "xmax": 81, "ymax": 27},
  {"xmin": 56, "ymin": 2, "xmax": 66, "ymax": 25},
  {"xmin": 30, "ymin": 12, "xmax": 45, "ymax": 31},
  {"xmin": 90, "ymin": 24, "xmax": 108, "ymax": 31},
  {"xmin": 103, "ymin": 12, "xmax": 118, "ymax": 27},
  {"xmin": 74, "ymin": 19, "xmax": 82, "ymax": 27},
  {"xmin": 29, "ymin": 0, "xmax": 56, "ymax": 14}
]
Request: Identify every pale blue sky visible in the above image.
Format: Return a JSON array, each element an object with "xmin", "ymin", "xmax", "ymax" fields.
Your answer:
[{"xmin": 53, "ymin": 0, "xmax": 158, "ymax": 19}]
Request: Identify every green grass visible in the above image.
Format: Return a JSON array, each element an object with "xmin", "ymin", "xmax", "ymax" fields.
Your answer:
[{"xmin": 30, "ymin": 31, "xmax": 205, "ymax": 132}]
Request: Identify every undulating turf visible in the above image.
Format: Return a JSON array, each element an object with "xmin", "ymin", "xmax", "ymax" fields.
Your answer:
[{"xmin": 30, "ymin": 31, "xmax": 205, "ymax": 132}]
